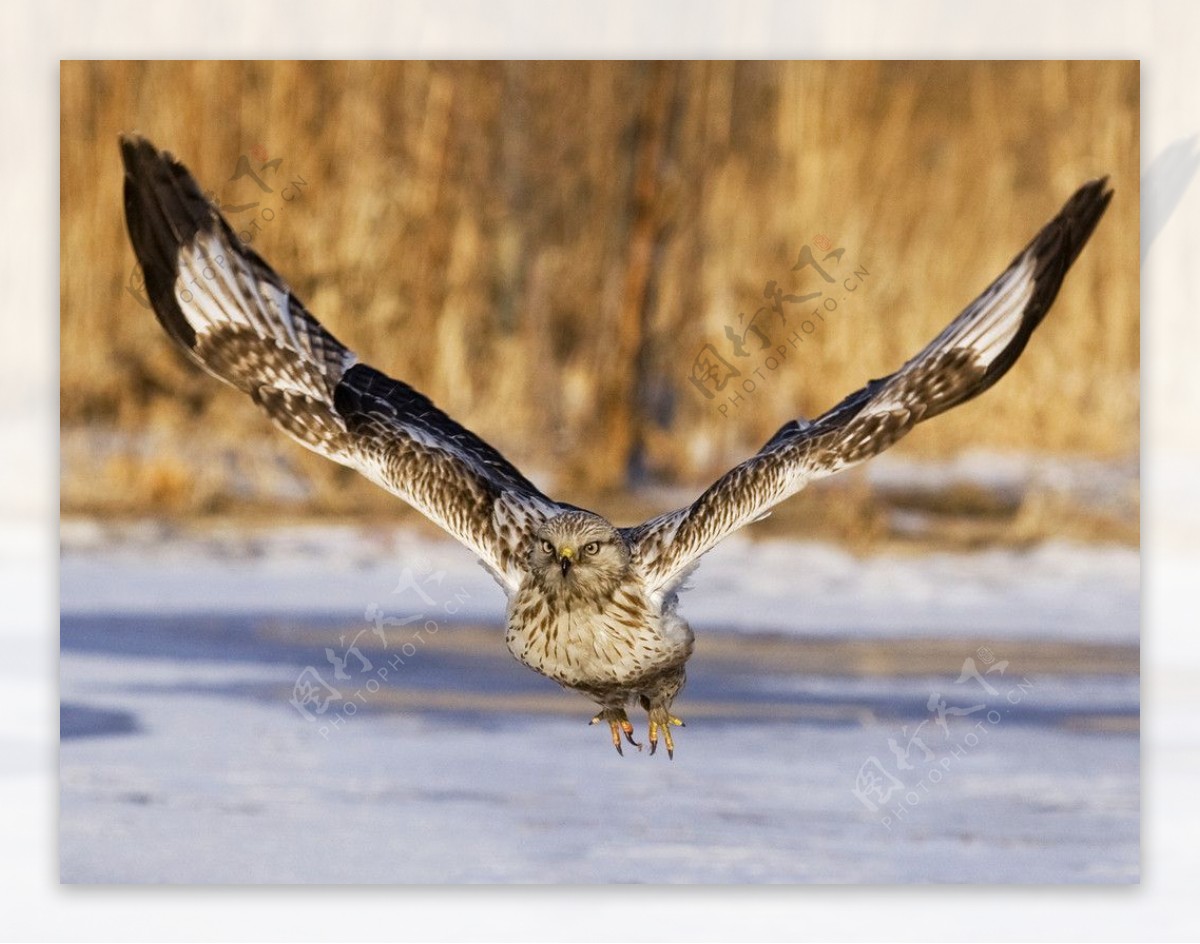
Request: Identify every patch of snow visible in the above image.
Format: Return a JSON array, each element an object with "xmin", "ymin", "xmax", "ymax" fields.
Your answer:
[
  {"xmin": 60, "ymin": 520, "xmax": 1139, "ymax": 643},
  {"xmin": 58, "ymin": 650, "xmax": 1138, "ymax": 884}
]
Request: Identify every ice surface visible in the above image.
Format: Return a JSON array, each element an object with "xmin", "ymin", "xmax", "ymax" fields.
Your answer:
[
  {"xmin": 58, "ymin": 522, "xmax": 1139, "ymax": 884},
  {"xmin": 60, "ymin": 521, "xmax": 1139, "ymax": 642},
  {"xmin": 59, "ymin": 650, "xmax": 1137, "ymax": 884}
]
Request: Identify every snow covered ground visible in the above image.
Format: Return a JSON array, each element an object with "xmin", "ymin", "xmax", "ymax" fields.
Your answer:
[
  {"xmin": 61, "ymin": 518, "xmax": 1139, "ymax": 642},
  {"xmin": 59, "ymin": 522, "xmax": 1139, "ymax": 884}
]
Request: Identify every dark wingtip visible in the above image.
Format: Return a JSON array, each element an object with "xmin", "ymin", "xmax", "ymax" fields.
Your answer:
[
  {"xmin": 1049, "ymin": 176, "xmax": 1113, "ymax": 271},
  {"xmin": 118, "ymin": 131, "xmax": 149, "ymax": 163},
  {"xmin": 1027, "ymin": 175, "xmax": 1113, "ymax": 303},
  {"xmin": 977, "ymin": 176, "xmax": 1113, "ymax": 390},
  {"xmin": 120, "ymin": 133, "xmax": 214, "ymax": 353},
  {"xmin": 118, "ymin": 132, "xmax": 180, "ymax": 191}
]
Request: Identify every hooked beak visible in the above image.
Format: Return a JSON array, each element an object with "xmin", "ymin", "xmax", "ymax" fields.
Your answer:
[{"xmin": 559, "ymin": 546, "xmax": 574, "ymax": 576}]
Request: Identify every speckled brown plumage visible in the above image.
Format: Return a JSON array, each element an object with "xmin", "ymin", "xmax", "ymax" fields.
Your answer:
[{"xmin": 120, "ymin": 134, "xmax": 1111, "ymax": 757}]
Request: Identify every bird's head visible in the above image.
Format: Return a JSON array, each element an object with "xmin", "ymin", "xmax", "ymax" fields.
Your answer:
[{"xmin": 530, "ymin": 511, "xmax": 630, "ymax": 599}]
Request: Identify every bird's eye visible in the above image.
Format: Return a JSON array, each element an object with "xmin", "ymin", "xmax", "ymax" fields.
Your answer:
[
  {"xmin": 584, "ymin": 541, "xmax": 600, "ymax": 555},
  {"xmin": 540, "ymin": 540, "xmax": 554, "ymax": 555}
]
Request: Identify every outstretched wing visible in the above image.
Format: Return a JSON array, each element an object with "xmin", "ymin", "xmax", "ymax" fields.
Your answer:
[
  {"xmin": 120, "ymin": 134, "xmax": 563, "ymax": 591},
  {"xmin": 628, "ymin": 178, "xmax": 1113, "ymax": 596}
]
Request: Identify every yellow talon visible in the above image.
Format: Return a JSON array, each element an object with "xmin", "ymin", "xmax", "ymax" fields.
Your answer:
[
  {"xmin": 647, "ymin": 714, "xmax": 685, "ymax": 759},
  {"xmin": 590, "ymin": 709, "xmax": 641, "ymax": 755}
]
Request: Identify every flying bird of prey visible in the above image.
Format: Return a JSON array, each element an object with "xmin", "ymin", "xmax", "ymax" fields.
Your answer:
[{"xmin": 120, "ymin": 134, "xmax": 1111, "ymax": 758}]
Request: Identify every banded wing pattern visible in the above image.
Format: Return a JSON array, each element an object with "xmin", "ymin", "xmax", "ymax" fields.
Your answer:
[
  {"xmin": 121, "ymin": 134, "xmax": 564, "ymax": 590},
  {"xmin": 629, "ymin": 179, "xmax": 1112, "ymax": 596}
]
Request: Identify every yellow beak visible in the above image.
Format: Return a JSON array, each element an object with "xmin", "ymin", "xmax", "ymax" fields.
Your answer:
[{"xmin": 559, "ymin": 546, "xmax": 574, "ymax": 575}]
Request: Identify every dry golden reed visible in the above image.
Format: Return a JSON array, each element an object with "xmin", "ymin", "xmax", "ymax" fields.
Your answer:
[{"xmin": 61, "ymin": 61, "xmax": 1138, "ymax": 525}]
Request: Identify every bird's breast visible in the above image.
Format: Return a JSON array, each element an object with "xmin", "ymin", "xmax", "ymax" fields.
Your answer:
[{"xmin": 505, "ymin": 583, "xmax": 692, "ymax": 691}]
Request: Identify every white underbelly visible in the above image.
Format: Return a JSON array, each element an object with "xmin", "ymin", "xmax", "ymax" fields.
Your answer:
[{"xmin": 505, "ymin": 592, "xmax": 692, "ymax": 691}]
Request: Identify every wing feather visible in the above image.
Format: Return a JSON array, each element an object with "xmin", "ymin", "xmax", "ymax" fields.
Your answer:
[
  {"xmin": 628, "ymin": 178, "xmax": 1113, "ymax": 595},
  {"xmin": 120, "ymin": 134, "xmax": 561, "ymax": 591}
]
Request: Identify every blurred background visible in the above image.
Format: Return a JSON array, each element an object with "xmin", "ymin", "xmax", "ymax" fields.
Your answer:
[
  {"xmin": 58, "ymin": 60, "xmax": 1140, "ymax": 884},
  {"xmin": 61, "ymin": 60, "xmax": 1138, "ymax": 547}
]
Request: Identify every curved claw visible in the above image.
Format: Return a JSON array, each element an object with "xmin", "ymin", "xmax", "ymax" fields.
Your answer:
[
  {"xmin": 647, "ymin": 713, "xmax": 685, "ymax": 759},
  {"xmin": 590, "ymin": 708, "xmax": 642, "ymax": 755}
]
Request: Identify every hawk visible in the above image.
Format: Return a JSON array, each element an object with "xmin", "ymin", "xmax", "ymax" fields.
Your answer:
[{"xmin": 120, "ymin": 134, "xmax": 1112, "ymax": 757}]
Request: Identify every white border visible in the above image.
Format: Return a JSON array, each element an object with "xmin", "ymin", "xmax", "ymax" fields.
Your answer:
[{"xmin": 7, "ymin": 0, "xmax": 1198, "ymax": 939}]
